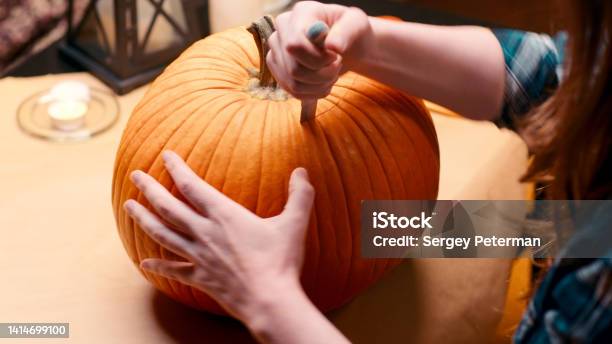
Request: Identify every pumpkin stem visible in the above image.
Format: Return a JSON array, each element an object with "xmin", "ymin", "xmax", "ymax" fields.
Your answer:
[{"xmin": 248, "ymin": 16, "xmax": 277, "ymax": 88}]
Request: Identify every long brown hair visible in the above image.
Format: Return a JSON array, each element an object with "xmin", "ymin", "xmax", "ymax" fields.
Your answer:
[{"xmin": 520, "ymin": 0, "xmax": 611, "ymax": 200}]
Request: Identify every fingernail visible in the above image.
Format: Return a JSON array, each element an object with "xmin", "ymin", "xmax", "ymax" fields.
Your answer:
[
  {"xmin": 162, "ymin": 150, "xmax": 173, "ymax": 164},
  {"xmin": 130, "ymin": 170, "xmax": 142, "ymax": 185},
  {"xmin": 295, "ymin": 167, "xmax": 308, "ymax": 179},
  {"xmin": 140, "ymin": 260, "xmax": 150, "ymax": 269},
  {"xmin": 306, "ymin": 21, "xmax": 328, "ymax": 42},
  {"xmin": 123, "ymin": 200, "xmax": 134, "ymax": 214}
]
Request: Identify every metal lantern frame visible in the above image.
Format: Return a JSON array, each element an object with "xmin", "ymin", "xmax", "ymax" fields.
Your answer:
[{"xmin": 60, "ymin": 0, "xmax": 209, "ymax": 94}]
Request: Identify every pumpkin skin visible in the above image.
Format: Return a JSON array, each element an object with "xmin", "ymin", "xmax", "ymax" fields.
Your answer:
[{"xmin": 112, "ymin": 26, "xmax": 440, "ymax": 315}]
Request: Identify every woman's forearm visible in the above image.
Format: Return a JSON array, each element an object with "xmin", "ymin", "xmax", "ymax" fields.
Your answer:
[
  {"xmin": 354, "ymin": 17, "xmax": 506, "ymax": 121},
  {"xmin": 243, "ymin": 279, "xmax": 349, "ymax": 344}
]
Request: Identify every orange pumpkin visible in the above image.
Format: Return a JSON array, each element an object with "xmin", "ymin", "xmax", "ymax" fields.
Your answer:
[{"xmin": 112, "ymin": 18, "xmax": 440, "ymax": 315}]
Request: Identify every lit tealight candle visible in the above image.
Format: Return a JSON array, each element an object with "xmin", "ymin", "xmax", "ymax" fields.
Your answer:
[
  {"xmin": 47, "ymin": 100, "xmax": 88, "ymax": 131},
  {"xmin": 40, "ymin": 81, "xmax": 91, "ymax": 131}
]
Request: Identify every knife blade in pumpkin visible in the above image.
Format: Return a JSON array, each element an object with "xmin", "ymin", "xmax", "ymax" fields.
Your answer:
[{"xmin": 300, "ymin": 21, "xmax": 330, "ymax": 123}]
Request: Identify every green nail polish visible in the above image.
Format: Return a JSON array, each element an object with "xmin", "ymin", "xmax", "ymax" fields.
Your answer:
[{"xmin": 307, "ymin": 21, "xmax": 328, "ymax": 41}]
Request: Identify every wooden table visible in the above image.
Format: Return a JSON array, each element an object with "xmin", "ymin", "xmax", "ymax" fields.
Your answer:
[{"xmin": 0, "ymin": 73, "xmax": 528, "ymax": 343}]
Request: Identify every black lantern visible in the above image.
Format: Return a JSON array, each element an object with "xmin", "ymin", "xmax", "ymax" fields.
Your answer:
[{"xmin": 60, "ymin": 0, "xmax": 209, "ymax": 94}]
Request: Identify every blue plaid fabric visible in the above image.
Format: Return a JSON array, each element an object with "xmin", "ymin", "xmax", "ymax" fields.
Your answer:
[
  {"xmin": 493, "ymin": 30, "xmax": 612, "ymax": 343},
  {"xmin": 492, "ymin": 29, "xmax": 566, "ymax": 130},
  {"xmin": 513, "ymin": 256, "xmax": 612, "ymax": 343}
]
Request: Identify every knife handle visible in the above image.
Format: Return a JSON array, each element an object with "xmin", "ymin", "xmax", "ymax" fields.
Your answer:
[{"xmin": 300, "ymin": 21, "xmax": 329, "ymax": 123}]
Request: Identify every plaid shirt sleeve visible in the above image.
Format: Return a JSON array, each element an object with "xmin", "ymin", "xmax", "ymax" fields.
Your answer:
[
  {"xmin": 492, "ymin": 29, "xmax": 567, "ymax": 130},
  {"xmin": 512, "ymin": 202, "xmax": 612, "ymax": 343},
  {"xmin": 514, "ymin": 257, "xmax": 612, "ymax": 343}
]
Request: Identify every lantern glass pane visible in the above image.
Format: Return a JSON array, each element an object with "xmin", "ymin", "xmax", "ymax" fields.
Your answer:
[
  {"xmin": 144, "ymin": 16, "xmax": 183, "ymax": 54},
  {"xmin": 96, "ymin": 0, "xmax": 115, "ymax": 53},
  {"xmin": 162, "ymin": 0, "xmax": 187, "ymax": 33},
  {"xmin": 137, "ymin": 0, "xmax": 156, "ymax": 45},
  {"xmin": 75, "ymin": 2, "xmax": 112, "ymax": 61},
  {"xmin": 137, "ymin": 0, "xmax": 187, "ymax": 54}
]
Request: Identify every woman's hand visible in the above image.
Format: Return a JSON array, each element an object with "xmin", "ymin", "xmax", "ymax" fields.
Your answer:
[
  {"xmin": 123, "ymin": 150, "xmax": 315, "ymax": 321},
  {"xmin": 269, "ymin": 1, "xmax": 506, "ymax": 120},
  {"xmin": 266, "ymin": 1, "xmax": 373, "ymax": 100}
]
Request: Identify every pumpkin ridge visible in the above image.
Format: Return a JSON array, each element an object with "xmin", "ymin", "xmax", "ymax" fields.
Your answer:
[
  {"xmin": 253, "ymin": 100, "xmax": 270, "ymax": 216},
  {"xmin": 328, "ymin": 94, "xmax": 400, "ymax": 279},
  {"xmin": 325, "ymin": 116, "xmax": 389, "ymax": 300},
  {"xmin": 335, "ymin": 93, "xmax": 397, "ymax": 196},
  {"xmin": 179, "ymin": 34, "xmax": 255, "ymax": 72},
  {"xmin": 377, "ymin": 91, "xmax": 439, "ymax": 162},
  {"xmin": 120, "ymin": 91, "xmax": 222, "ymax": 267},
  {"xmin": 284, "ymin": 104, "xmax": 326, "ymax": 301},
  {"xmin": 331, "ymin": 109, "xmax": 385, "ymax": 295},
  {"xmin": 305, "ymin": 121, "xmax": 352, "ymax": 305},
  {"xmin": 163, "ymin": 103, "xmax": 239, "ymax": 310},
  {"xmin": 232, "ymin": 100, "xmax": 268, "ymax": 208},
  {"xmin": 359, "ymin": 81, "xmax": 440, "ymax": 188},
  {"xmin": 164, "ymin": 75, "xmax": 246, "ymax": 90},
  {"xmin": 167, "ymin": 53, "xmax": 251, "ymax": 74},
  {"xmin": 329, "ymin": 84, "xmax": 416, "ymax": 201},
  {"xmin": 182, "ymin": 95, "xmax": 249, "ymax": 203},
  {"xmin": 328, "ymin": 86, "xmax": 407, "ymax": 196},
  {"xmin": 317, "ymin": 121, "xmax": 358, "ymax": 304},
  {"xmin": 122, "ymin": 30, "xmax": 253, "ymax": 147},
  {"xmin": 335, "ymin": 83, "xmax": 432, "ymax": 197},
  {"xmin": 385, "ymin": 106, "xmax": 437, "ymax": 196},
  {"xmin": 137, "ymin": 94, "xmax": 239, "ymax": 311},
  {"xmin": 163, "ymin": 96, "xmax": 237, "ymax": 195},
  {"xmin": 204, "ymin": 100, "xmax": 253, "ymax": 196},
  {"xmin": 149, "ymin": 67, "xmax": 243, "ymax": 91},
  {"xmin": 169, "ymin": 56, "xmax": 252, "ymax": 83},
  {"xmin": 154, "ymin": 98, "xmax": 239, "ymax": 308},
  {"xmin": 129, "ymin": 102, "xmax": 208, "ymax": 293},
  {"xmin": 166, "ymin": 63, "xmax": 248, "ymax": 81},
  {"xmin": 209, "ymin": 32, "xmax": 259, "ymax": 69},
  {"xmin": 126, "ymin": 70, "xmax": 213, "ymax": 124},
  {"xmin": 114, "ymin": 88, "xmax": 228, "ymax": 190},
  {"xmin": 295, "ymin": 123, "xmax": 325, "ymax": 298},
  {"xmin": 169, "ymin": 94, "xmax": 251, "ymax": 265},
  {"xmin": 114, "ymin": 91, "xmax": 230, "ymax": 216}
]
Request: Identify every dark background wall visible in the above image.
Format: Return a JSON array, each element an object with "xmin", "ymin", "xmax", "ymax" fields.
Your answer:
[{"xmin": 324, "ymin": 0, "xmax": 564, "ymax": 33}]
